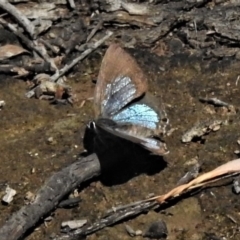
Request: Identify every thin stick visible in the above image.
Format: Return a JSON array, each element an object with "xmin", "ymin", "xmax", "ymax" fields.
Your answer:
[
  {"xmin": 25, "ymin": 31, "xmax": 113, "ymax": 98},
  {"xmin": 0, "ymin": 154, "xmax": 101, "ymax": 240},
  {"xmin": 0, "ymin": 17, "xmax": 56, "ymax": 70},
  {"xmin": 39, "ymin": 39, "xmax": 59, "ymax": 54},
  {"xmin": 50, "ymin": 31, "xmax": 113, "ymax": 82},
  {"xmin": 68, "ymin": 0, "xmax": 76, "ymax": 9},
  {"xmin": 86, "ymin": 20, "xmax": 103, "ymax": 43},
  {"xmin": 149, "ymin": 159, "xmax": 240, "ymax": 203},
  {"xmin": 0, "ymin": 0, "xmax": 35, "ymax": 39},
  {"xmin": 54, "ymin": 201, "xmax": 158, "ymax": 240},
  {"xmin": 54, "ymin": 159, "xmax": 240, "ymax": 239}
]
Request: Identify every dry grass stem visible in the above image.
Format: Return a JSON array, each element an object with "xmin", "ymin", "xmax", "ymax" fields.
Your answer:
[{"xmin": 147, "ymin": 159, "xmax": 240, "ymax": 203}]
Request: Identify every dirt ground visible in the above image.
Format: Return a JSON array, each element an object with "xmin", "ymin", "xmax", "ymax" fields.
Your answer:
[{"xmin": 0, "ymin": 46, "xmax": 240, "ymax": 240}]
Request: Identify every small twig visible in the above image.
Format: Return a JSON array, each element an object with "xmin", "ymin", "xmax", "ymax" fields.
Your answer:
[
  {"xmin": 150, "ymin": 158, "xmax": 240, "ymax": 203},
  {"xmin": 75, "ymin": 43, "xmax": 89, "ymax": 52},
  {"xmin": 25, "ymin": 31, "xmax": 113, "ymax": 98},
  {"xmin": 55, "ymin": 201, "xmax": 157, "ymax": 240},
  {"xmin": 236, "ymin": 75, "xmax": 240, "ymax": 86},
  {"xmin": 86, "ymin": 20, "xmax": 103, "ymax": 43},
  {"xmin": 38, "ymin": 39, "xmax": 60, "ymax": 54},
  {"xmin": 0, "ymin": 0, "xmax": 35, "ymax": 39},
  {"xmin": 105, "ymin": 200, "xmax": 149, "ymax": 216},
  {"xmin": 0, "ymin": 154, "xmax": 101, "ymax": 240},
  {"xmin": 68, "ymin": 0, "xmax": 76, "ymax": 9},
  {"xmin": 0, "ymin": 18, "xmax": 35, "ymax": 53},
  {"xmin": 34, "ymin": 39, "xmax": 58, "ymax": 70},
  {"xmin": 55, "ymin": 159, "xmax": 240, "ymax": 239},
  {"xmin": 51, "ymin": 31, "xmax": 113, "ymax": 82},
  {"xmin": 199, "ymin": 97, "xmax": 230, "ymax": 107},
  {"xmin": 0, "ymin": 18, "xmax": 56, "ymax": 71}
]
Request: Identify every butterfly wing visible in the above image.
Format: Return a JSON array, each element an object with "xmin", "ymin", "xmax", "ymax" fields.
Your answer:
[
  {"xmin": 112, "ymin": 93, "xmax": 168, "ymax": 135},
  {"xmin": 94, "ymin": 44, "xmax": 148, "ymax": 118},
  {"xmin": 112, "ymin": 103, "xmax": 160, "ymax": 130},
  {"xmin": 94, "ymin": 95, "xmax": 169, "ymax": 156},
  {"xmin": 96, "ymin": 118, "xmax": 168, "ymax": 156}
]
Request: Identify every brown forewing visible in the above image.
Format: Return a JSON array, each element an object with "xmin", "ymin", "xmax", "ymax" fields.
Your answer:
[{"xmin": 94, "ymin": 44, "xmax": 148, "ymax": 117}]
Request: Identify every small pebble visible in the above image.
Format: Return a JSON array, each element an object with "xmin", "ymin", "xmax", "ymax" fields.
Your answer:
[
  {"xmin": 44, "ymin": 216, "xmax": 53, "ymax": 222},
  {"xmin": 49, "ymin": 32, "xmax": 56, "ymax": 38},
  {"xmin": 49, "ymin": 233, "xmax": 57, "ymax": 239},
  {"xmin": 61, "ymin": 219, "xmax": 87, "ymax": 230},
  {"xmin": 135, "ymin": 230, "xmax": 143, "ymax": 236},
  {"xmin": 0, "ymin": 100, "xmax": 5, "ymax": 109},
  {"xmin": 25, "ymin": 191, "xmax": 36, "ymax": 203},
  {"xmin": 143, "ymin": 220, "xmax": 168, "ymax": 239},
  {"xmin": 233, "ymin": 177, "xmax": 240, "ymax": 194},
  {"xmin": 2, "ymin": 186, "xmax": 17, "ymax": 204},
  {"xmin": 234, "ymin": 150, "xmax": 240, "ymax": 155},
  {"xmin": 47, "ymin": 137, "xmax": 54, "ymax": 144}
]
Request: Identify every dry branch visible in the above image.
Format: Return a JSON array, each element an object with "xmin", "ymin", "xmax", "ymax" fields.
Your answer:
[
  {"xmin": 68, "ymin": 0, "xmax": 76, "ymax": 9},
  {"xmin": 151, "ymin": 158, "xmax": 240, "ymax": 203},
  {"xmin": 0, "ymin": 17, "xmax": 57, "ymax": 71},
  {"xmin": 55, "ymin": 159, "xmax": 240, "ymax": 239},
  {"xmin": 25, "ymin": 30, "xmax": 113, "ymax": 98},
  {"xmin": 0, "ymin": 0, "xmax": 35, "ymax": 39},
  {"xmin": 0, "ymin": 154, "xmax": 101, "ymax": 240},
  {"xmin": 50, "ymin": 31, "xmax": 113, "ymax": 82}
]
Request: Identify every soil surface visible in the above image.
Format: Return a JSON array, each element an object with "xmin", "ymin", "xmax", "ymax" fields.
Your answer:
[
  {"xmin": 1, "ymin": 48, "xmax": 240, "ymax": 240},
  {"xmin": 1, "ymin": 1, "xmax": 240, "ymax": 239}
]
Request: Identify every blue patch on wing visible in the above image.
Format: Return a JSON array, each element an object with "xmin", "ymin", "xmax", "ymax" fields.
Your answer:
[{"xmin": 112, "ymin": 103, "xmax": 160, "ymax": 129}]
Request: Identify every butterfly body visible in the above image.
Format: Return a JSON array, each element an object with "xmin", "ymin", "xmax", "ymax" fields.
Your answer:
[{"xmin": 84, "ymin": 44, "xmax": 168, "ymax": 156}]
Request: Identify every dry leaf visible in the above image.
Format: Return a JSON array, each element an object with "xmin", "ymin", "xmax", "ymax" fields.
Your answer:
[
  {"xmin": 17, "ymin": 2, "xmax": 69, "ymax": 20},
  {"xmin": 0, "ymin": 44, "xmax": 29, "ymax": 61}
]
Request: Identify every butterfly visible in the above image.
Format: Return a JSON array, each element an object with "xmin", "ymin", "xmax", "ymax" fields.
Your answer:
[{"xmin": 84, "ymin": 44, "xmax": 169, "ymax": 156}]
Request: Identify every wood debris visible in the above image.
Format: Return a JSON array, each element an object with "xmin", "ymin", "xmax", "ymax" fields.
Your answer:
[
  {"xmin": 53, "ymin": 158, "xmax": 240, "ymax": 239},
  {"xmin": 182, "ymin": 120, "xmax": 222, "ymax": 143},
  {"xmin": 199, "ymin": 97, "xmax": 230, "ymax": 107},
  {"xmin": 0, "ymin": 0, "xmax": 35, "ymax": 39},
  {"xmin": 61, "ymin": 219, "xmax": 87, "ymax": 230}
]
